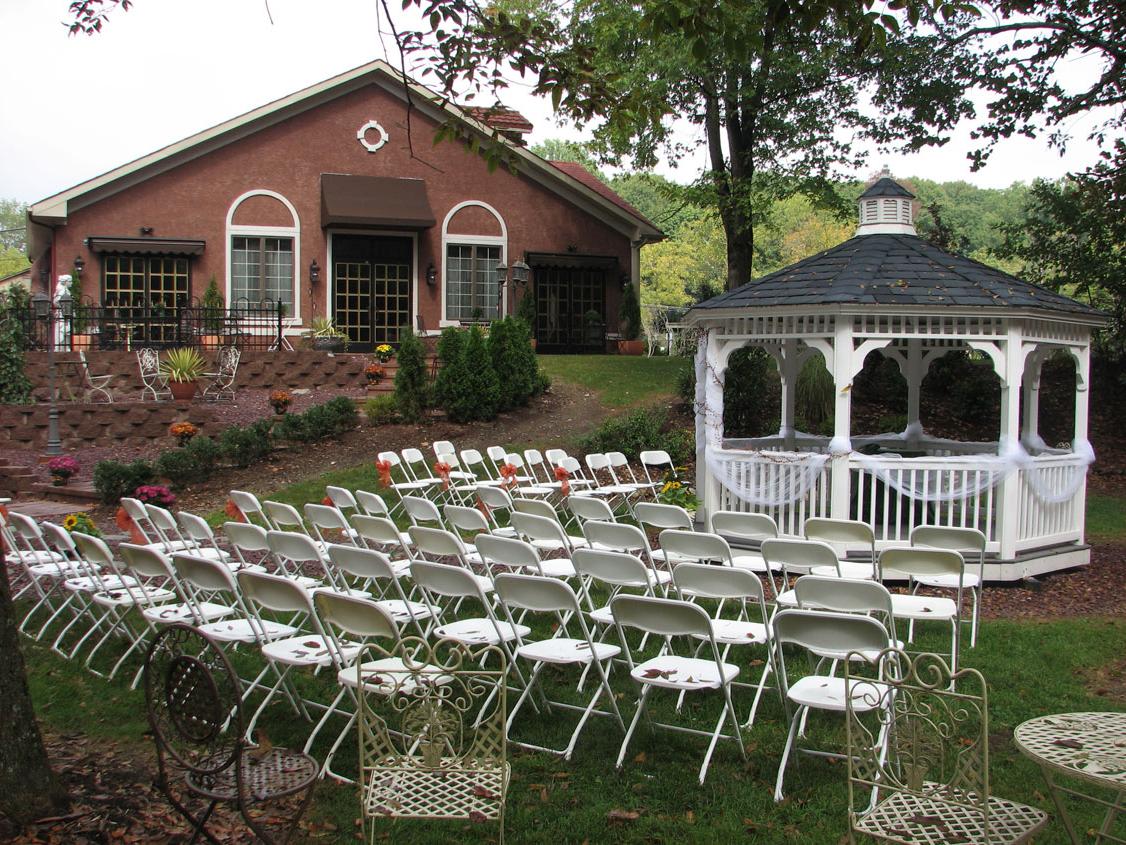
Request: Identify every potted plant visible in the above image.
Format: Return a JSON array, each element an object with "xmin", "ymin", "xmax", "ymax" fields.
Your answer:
[
  {"xmin": 583, "ymin": 309, "xmax": 604, "ymax": 347},
  {"xmin": 270, "ymin": 389, "xmax": 293, "ymax": 414},
  {"xmin": 307, "ymin": 317, "xmax": 348, "ymax": 352},
  {"xmin": 169, "ymin": 420, "xmax": 200, "ymax": 446},
  {"xmin": 374, "ymin": 343, "xmax": 395, "ymax": 364},
  {"xmin": 160, "ymin": 347, "xmax": 206, "ymax": 400},
  {"xmin": 656, "ymin": 472, "xmax": 699, "ymax": 519},
  {"xmin": 47, "ymin": 455, "xmax": 80, "ymax": 486},
  {"xmin": 617, "ymin": 281, "xmax": 645, "ymax": 355},
  {"xmin": 62, "ymin": 511, "xmax": 100, "ymax": 537},
  {"xmin": 364, "ymin": 361, "xmax": 385, "ymax": 384},
  {"xmin": 200, "ymin": 277, "xmax": 225, "ymax": 349},
  {"xmin": 134, "ymin": 483, "xmax": 177, "ymax": 507}
]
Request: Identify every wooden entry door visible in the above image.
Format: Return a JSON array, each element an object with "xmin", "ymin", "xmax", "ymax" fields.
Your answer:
[
  {"xmin": 332, "ymin": 235, "xmax": 412, "ymax": 350},
  {"xmin": 531, "ymin": 265, "xmax": 608, "ymax": 353}
]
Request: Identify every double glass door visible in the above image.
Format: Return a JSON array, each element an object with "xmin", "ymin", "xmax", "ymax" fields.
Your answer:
[{"xmin": 332, "ymin": 235, "xmax": 412, "ymax": 350}]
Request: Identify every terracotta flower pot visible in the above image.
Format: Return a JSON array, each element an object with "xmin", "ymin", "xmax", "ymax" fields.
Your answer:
[
  {"xmin": 617, "ymin": 339, "xmax": 645, "ymax": 355},
  {"xmin": 169, "ymin": 380, "xmax": 197, "ymax": 401}
]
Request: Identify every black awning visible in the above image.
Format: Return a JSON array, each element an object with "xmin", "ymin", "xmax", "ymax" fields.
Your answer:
[
  {"xmin": 87, "ymin": 237, "xmax": 205, "ymax": 256},
  {"xmin": 526, "ymin": 252, "xmax": 619, "ymax": 270},
  {"xmin": 321, "ymin": 174, "xmax": 436, "ymax": 229}
]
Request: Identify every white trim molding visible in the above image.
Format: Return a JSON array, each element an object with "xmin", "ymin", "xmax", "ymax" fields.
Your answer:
[{"xmin": 225, "ymin": 189, "xmax": 302, "ymax": 322}]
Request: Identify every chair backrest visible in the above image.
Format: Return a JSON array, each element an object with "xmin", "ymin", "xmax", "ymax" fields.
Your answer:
[
  {"xmin": 72, "ymin": 531, "xmax": 116, "ymax": 569},
  {"xmin": 304, "ymin": 502, "xmax": 350, "ymax": 533},
  {"xmin": 494, "ymin": 572, "xmax": 580, "ymax": 615},
  {"xmin": 6, "ymin": 510, "xmax": 45, "ymax": 543},
  {"xmin": 144, "ymin": 624, "xmax": 243, "ymax": 780},
  {"xmin": 879, "ymin": 547, "xmax": 964, "ymax": 583},
  {"xmin": 267, "ymin": 529, "xmax": 323, "ymax": 565},
  {"xmin": 566, "ymin": 495, "xmax": 616, "ymax": 524},
  {"xmin": 611, "ymin": 594, "xmax": 712, "ymax": 638},
  {"xmin": 910, "ymin": 525, "xmax": 987, "ymax": 563},
  {"xmin": 444, "ymin": 504, "xmax": 490, "ymax": 535},
  {"xmin": 511, "ymin": 498, "xmax": 557, "ymax": 520},
  {"xmin": 408, "ymin": 525, "xmax": 468, "ymax": 561},
  {"xmin": 120, "ymin": 497, "xmax": 155, "ymax": 540},
  {"xmin": 511, "ymin": 511, "xmax": 569, "ymax": 549},
  {"xmin": 545, "ymin": 448, "xmax": 568, "ymax": 466},
  {"xmin": 401, "ymin": 496, "xmax": 444, "ymax": 527},
  {"xmin": 793, "ymin": 574, "xmax": 894, "ymax": 617},
  {"xmin": 224, "ymin": 520, "xmax": 270, "ymax": 553},
  {"xmin": 355, "ymin": 489, "xmax": 391, "ymax": 518},
  {"xmin": 635, "ymin": 502, "xmax": 693, "ymax": 530},
  {"xmin": 136, "ymin": 347, "xmax": 161, "ymax": 378},
  {"xmin": 605, "ymin": 451, "xmax": 637, "ymax": 480},
  {"xmin": 658, "ymin": 529, "xmax": 732, "ymax": 565},
  {"xmin": 409, "ymin": 559, "xmax": 481, "ymax": 600},
  {"xmin": 572, "ymin": 547, "xmax": 653, "ymax": 589},
  {"xmin": 845, "ymin": 651, "xmax": 990, "ymax": 834},
  {"xmin": 229, "ymin": 490, "xmax": 270, "ymax": 526},
  {"xmin": 476, "ymin": 485, "xmax": 515, "ymax": 512},
  {"xmin": 772, "ymin": 609, "xmax": 889, "ymax": 657},
  {"xmin": 760, "ymin": 537, "xmax": 839, "ymax": 577},
  {"xmin": 238, "ymin": 569, "xmax": 315, "ymax": 614},
  {"xmin": 40, "ymin": 521, "xmax": 80, "ymax": 558},
  {"xmin": 709, "ymin": 510, "xmax": 779, "ymax": 542},
  {"xmin": 460, "ymin": 449, "xmax": 491, "ymax": 477},
  {"xmin": 486, "ymin": 445, "xmax": 510, "ymax": 473},
  {"xmin": 351, "ymin": 514, "xmax": 408, "ymax": 551},
  {"xmin": 119, "ymin": 542, "xmax": 174, "ymax": 579},
  {"xmin": 325, "ymin": 485, "xmax": 360, "ymax": 514},
  {"xmin": 433, "ymin": 440, "xmax": 456, "ymax": 459},
  {"xmin": 173, "ymin": 552, "xmax": 239, "ymax": 594},
  {"xmin": 177, "ymin": 510, "xmax": 218, "ymax": 545},
  {"xmin": 314, "ymin": 590, "xmax": 399, "ymax": 640},
  {"xmin": 325, "ymin": 544, "xmax": 397, "ymax": 581},
  {"xmin": 672, "ymin": 562, "xmax": 765, "ymax": 603},
  {"xmin": 582, "ymin": 520, "xmax": 648, "ymax": 555},
  {"xmin": 475, "ymin": 533, "xmax": 541, "ymax": 573},
  {"xmin": 804, "ymin": 517, "xmax": 875, "ymax": 557},
  {"xmin": 214, "ymin": 345, "xmax": 240, "ymax": 376},
  {"xmin": 264, "ymin": 500, "xmax": 305, "ymax": 532},
  {"xmin": 639, "ymin": 450, "xmax": 673, "ymax": 484},
  {"xmin": 145, "ymin": 503, "xmax": 180, "ymax": 535},
  {"xmin": 585, "ymin": 453, "xmax": 611, "ymax": 473}
]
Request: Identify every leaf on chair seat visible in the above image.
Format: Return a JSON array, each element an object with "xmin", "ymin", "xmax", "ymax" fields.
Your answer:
[
  {"xmin": 303, "ymin": 640, "xmax": 321, "ymax": 648},
  {"xmin": 362, "ymin": 674, "xmax": 385, "ymax": 685},
  {"xmin": 906, "ymin": 814, "xmax": 946, "ymax": 827},
  {"xmin": 1053, "ymin": 738, "xmax": 1084, "ymax": 749},
  {"xmin": 575, "ymin": 642, "xmax": 591, "ymax": 650},
  {"xmin": 472, "ymin": 785, "xmax": 500, "ymax": 800},
  {"xmin": 641, "ymin": 668, "xmax": 676, "ymax": 679}
]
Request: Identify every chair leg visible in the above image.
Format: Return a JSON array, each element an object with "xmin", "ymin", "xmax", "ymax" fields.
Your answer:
[
  {"xmin": 969, "ymin": 587, "xmax": 980, "ymax": 648},
  {"xmin": 774, "ymin": 706, "xmax": 805, "ymax": 802},
  {"xmin": 615, "ymin": 684, "xmax": 653, "ymax": 772}
]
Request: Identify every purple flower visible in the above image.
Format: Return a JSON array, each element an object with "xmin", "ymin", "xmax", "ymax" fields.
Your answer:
[
  {"xmin": 47, "ymin": 455, "xmax": 80, "ymax": 476},
  {"xmin": 134, "ymin": 484, "xmax": 176, "ymax": 507}
]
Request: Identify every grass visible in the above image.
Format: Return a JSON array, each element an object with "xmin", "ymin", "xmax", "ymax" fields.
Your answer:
[
  {"xmin": 22, "ymin": 604, "xmax": 1126, "ymax": 844},
  {"xmin": 538, "ymin": 354, "xmax": 690, "ymax": 408},
  {"xmin": 1085, "ymin": 493, "xmax": 1126, "ymax": 541}
]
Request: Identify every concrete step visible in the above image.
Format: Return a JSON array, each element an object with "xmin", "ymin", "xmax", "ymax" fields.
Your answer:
[{"xmin": 30, "ymin": 482, "xmax": 100, "ymax": 505}]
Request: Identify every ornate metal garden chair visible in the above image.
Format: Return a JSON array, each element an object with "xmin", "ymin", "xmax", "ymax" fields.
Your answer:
[
  {"xmin": 202, "ymin": 345, "xmax": 240, "ymax": 401},
  {"xmin": 845, "ymin": 649, "xmax": 1048, "ymax": 844},
  {"xmin": 357, "ymin": 635, "xmax": 509, "ymax": 844},
  {"xmin": 136, "ymin": 347, "xmax": 171, "ymax": 401},
  {"xmin": 143, "ymin": 623, "xmax": 318, "ymax": 845}
]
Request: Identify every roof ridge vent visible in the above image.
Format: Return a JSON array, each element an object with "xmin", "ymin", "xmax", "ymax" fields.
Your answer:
[{"xmin": 856, "ymin": 168, "xmax": 917, "ymax": 237}]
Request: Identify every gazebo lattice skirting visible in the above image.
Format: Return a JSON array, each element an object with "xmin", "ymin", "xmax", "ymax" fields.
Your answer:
[{"xmin": 687, "ymin": 173, "xmax": 1106, "ymax": 581}]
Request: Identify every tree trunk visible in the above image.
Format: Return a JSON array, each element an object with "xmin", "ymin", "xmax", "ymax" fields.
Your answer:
[
  {"xmin": 725, "ymin": 233, "xmax": 754, "ymax": 290},
  {"xmin": 0, "ymin": 517, "xmax": 69, "ymax": 828}
]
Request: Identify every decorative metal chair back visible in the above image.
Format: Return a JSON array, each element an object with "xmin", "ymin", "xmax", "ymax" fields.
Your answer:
[
  {"xmin": 203, "ymin": 345, "xmax": 240, "ymax": 401},
  {"xmin": 357, "ymin": 635, "xmax": 509, "ymax": 843},
  {"xmin": 844, "ymin": 650, "xmax": 1017, "ymax": 844},
  {"xmin": 143, "ymin": 623, "xmax": 318, "ymax": 844},
  {"xmin": 136, "ymin": 347, "xmax": 170, "ymax": 400}
]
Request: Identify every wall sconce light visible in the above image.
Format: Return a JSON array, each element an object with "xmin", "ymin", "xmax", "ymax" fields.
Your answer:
[
  {"xmin": 426, "ymin": 262, "xmax": 437, "ymax": 286},
  {"xmin": 73, "ymin": 256, "xmax": 85, "ymax": 278},
  {"xmin": 510, "ymin": 260, "xmax": 531, "ymax": 286},
  {"xmin": 140, "ymin": 226, "xmax": 154, "ymax": 236},
  {"xmin": 309, "ymin": 260, "xmax": 320, "ymax": 285},
  {"xmin": 620, "ymin": 273, "xmax": 632, "ymax": 289}
]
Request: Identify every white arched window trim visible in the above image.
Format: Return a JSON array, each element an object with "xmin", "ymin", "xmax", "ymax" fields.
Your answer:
[
  {"xmin": 225, "ymin": 189, "xmax": 302, "ymax": 323},
  {"xmin": 440, "ymin": 200, "xmax": 508, "ymax": 327}
]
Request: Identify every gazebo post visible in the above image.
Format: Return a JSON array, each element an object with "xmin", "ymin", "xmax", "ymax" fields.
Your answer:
[
  {"xmin": 696, "ymin": 330, "xmax": 726, "ymax": 523},
  {"xmin": 1022, "ymin": 350, "xmax": 1046, "ymax": 450},
  {"xmin": 1073, "ymin": 344, "xmax": 1091, "ymax": 543},
  {"xmin": 777, "ymin": 340, "xmax": 800, "ymax": 450},
  {"xmin": 904, "ymin": 341, "xmax": 925, "ymax": 444},
  {"xmin": 829, "ymin": 319, "xmax": 854, "ymax": 521},
  {"xmin": 997, "ymin": 328, "xmax": 1024, "ymax": 560}
]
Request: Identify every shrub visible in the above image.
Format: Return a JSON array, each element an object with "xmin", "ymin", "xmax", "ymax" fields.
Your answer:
[
  {"xmin": 509, "ymin": 317, "xmax": 542, "ymax": 401},
  {"xmin": 618, "ymin": 281, "xmax": 642, "ymax": 341},
  {"xmin": 219, "ymin": 419, "xmax": 273, "ymax": 468},
  {"xmin": 323, "ymin": 396, "xmax": 358, "ymax": 433},
  {"xmin": 394, "ymin": 327, "xmax": 429, "ymax": 423},
  {"xmin": 0, "ymin": 288, "xmax": 32, "ymax": 404},
  {"xmin": 155, "ymin": 448, "xmax": 206, "ymax": 489},
  {"xmin": 432, "ymin": 327, "xmax": 466, "ymax": 410},
  {"xmin": 533, "ymin": 368, "xmax": 552, "ymax": 396},
  {"xmin": 93, "ymin": 459, "xmax": 155, "ymax": 504},
  {"xmin": 489, "ymin": 318, "xmax": 533, "ymax": 410},
  {"xmin": 515, "ymin": 288, "xmax": 537, "ymax": 325},
  {"xmin": 446, "ymin": 326, "xmax": 500, "ymax": 422},
  {"xmin": 364, "ymin": 395, "xmax": 399, "ymax": 425},
  {"xmin": 301, "ymin": 403, "xmax": 336, "ymax": 439},
  {"xmin": 795, "ymin": 356, "xmax": 834, "ymax": 433},
  {"xmin": 274, "ymin": 411, "xmax": 312, "ymax": 442},
  {"xmin": 723, "ymin": 347, "xmax": 780, "ymax": 438},
  {"xmin": 578, "ymin": 406, "xmax": 692, "ymax": 463},
  {"xmin": 185, "ymin": 435, "xmax": 221, "ymax": 475}
]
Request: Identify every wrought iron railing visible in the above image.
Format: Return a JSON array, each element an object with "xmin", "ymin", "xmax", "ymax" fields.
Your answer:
[{"xmin": 13, "ymin": 297, "xmax": 289, "ymax": 351}]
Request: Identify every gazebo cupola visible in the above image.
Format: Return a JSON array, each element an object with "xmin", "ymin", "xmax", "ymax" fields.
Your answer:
[
  {"xmin": 686, "ymin": 170, "xmax": 1107, "ymax": 580},
  {"xmin": 856, "ymin": 166, "xmax": 917, "ymax": 236}
]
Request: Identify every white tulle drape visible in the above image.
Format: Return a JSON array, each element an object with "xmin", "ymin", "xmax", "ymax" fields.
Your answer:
[{"xmin": 706, "ymin": 449, "xmax": 831, "ymax": 507}]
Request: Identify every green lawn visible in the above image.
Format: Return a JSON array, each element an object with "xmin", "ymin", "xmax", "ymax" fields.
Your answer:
[
  {"xmin": 1085, "ymin": 493, "xmax": 1126, "ymax": 541},
  {"xmin": 24, "ymin": 606, "xmax": 1126, "ymax": 844},
  {"xmin": 538, "ymin": 354, "xmax": 690, "ymax": 408}
]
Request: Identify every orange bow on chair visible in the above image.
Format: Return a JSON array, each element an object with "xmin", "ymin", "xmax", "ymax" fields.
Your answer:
[
  {"xmin": 554, "ymin": 465, "xmax": 571, "ymax": 497},
  {"xmin": 115, "ymin": 506, "xmax": 147, "ymax": 545},
  {"xmin": 224, "ymin": 499, "xmax": 247, "ymax": 523},
  {"xmin": 499, "ymin": 463, "xmax": 518, "ymax": 491},
  {"xmin": 374, "ymin": 460, "xmax": 393, "ymax": 489},
  {"xmin": 434, "ymin": 462, "xmax": 451, "ymax": 491}
]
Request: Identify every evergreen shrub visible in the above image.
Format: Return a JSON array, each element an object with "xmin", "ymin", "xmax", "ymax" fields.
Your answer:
[{"xmin": 394, "ymin": 328, "xmax": 429, "ymax": 423}]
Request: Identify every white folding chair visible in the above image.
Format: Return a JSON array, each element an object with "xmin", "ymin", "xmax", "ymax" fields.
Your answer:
[
  {"xmin": 566, "ymin": 494, "xmax": 617, "ymax": 531},
  {"xmin": 229, "ymin": 489, "xmax": 274, "ymax": 528},
  {"xmin": 804, "ymin": 517, "xmax": 877, "ymax": 580},
  {"xmin": 263, "ymin": 501, "xmax": 309, "ymax": 536},
  {"xmin": 401, "ymin": 495, "xmax": 449, "ymax": 531},
  {"xmin": 350, "ymin": 514, "xmax": 413, "ymax": 574},
  {"xmin": 476, "ymin": 532, "xmax": 577, "ymax": 580},
  {"xmin": 639, "ymin": 449, "xmax": 676, "ymax": 494},
  {"xmin": 494, "ymin": 573, "xmax": 624, "ymax": 759},
  {"xmin": 407, "ymin": 525, "xmax": 489, "ymax": 589},
  {"xmin": 304, "ymin": 502, "xmax": 361, "ymax": 547},
  {"xmin": 583, "ymin": 453, "xmax": 639, "ymax": 513},
  {"xmin": 264, "ymin": 530, "xmax": 328, "ymax": 592},
  {"xmin": 605, "ymin": 451, "xmax": 651, "ymax": 497},
  {"xmin": 376, "ymin": 451, "xmax": 438, "ymax": 512},
  {"xmin": 910, "ymin": 525, "xmax": 986, "ymax": 648},
  {"xmin": 760, "ymin": 537, "xmax": 843, "ymax": 609},
  {"xmin": 472, "ymin": 484, "xmax": 520, "ymax": 536},
  {"xmin": 879, "ymin": 547, "xmax": 964, "ymax": 672},
  {"xmin": 223, "ymin": 520, "xmax": 273, "ymax": 570},
  {"xmin": 505, "ymin": 453, "xmax": 555, "ymax": 498},
  {"xmin": 709, "ymin": 510, "xmax": 784, "ymax": 591},
  {"xmin": 325, "ymin": 544, "xmax": 437, "ymax": 638},
  {"xmin": 582, "ymin": 520, "xmax": 669, "ymax": 591},
  {"xmin": 325, "ymin": 485, "xmax": 361, "ymax": 520},
  {"xmin": 175, "ymin": 511, "xmax": 241, "ymax": 567},
  {"xmin": 354, "ymin": 489, "xmax": 393, "ymax": 519},
  {"xmin": 635, "ymin": 501, "xmax": 693, "ymax": 532},
  {"xmin": 771, "ymin": 609, "xmax": 893, "ymax": 801},
  {"xmin": 510, "ymin": 511, "xmax": 585, "ymax": 566},
  {"xmin": 611, "ymin": 594, "xmax": 746, "ymax": 784}
]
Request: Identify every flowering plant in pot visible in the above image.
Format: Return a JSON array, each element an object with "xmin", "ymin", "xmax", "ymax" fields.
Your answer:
[
  {"xmin": 374, "ymin": 343, "xmax": 394, "ymax": 363},
  {"xmin": 270, "ymin": 389, "xmax": 293, "ymax": 414},
  {"xmin": 160, "ymin": 347, "xmax": 206, "ymax": 400},
  {"xmin": 47, "ymin": 455, "xmax": 80, "ymax": 486},
  {"xmin": 63, "ymin": 511, "xmax": 100, "ymax": 537},
  {"xmin": 134, "ymin": 484, "xmax": 176, "ymax": 507},
  {"xmin": 363, "ymin": 362, "xmax": 385, "ymax": 384},
  {"xmin": 656, "ymin": 471, "xmax": 698, "ymax": 516},
  {"xmin": 169, "ymin": 421, "xmax": 200, "ymax": 446}
]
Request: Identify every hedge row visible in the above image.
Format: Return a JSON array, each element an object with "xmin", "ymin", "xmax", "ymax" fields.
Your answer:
[{"xmin": 92, "ymin": 396, "xmax": 358, "ymax": 503}]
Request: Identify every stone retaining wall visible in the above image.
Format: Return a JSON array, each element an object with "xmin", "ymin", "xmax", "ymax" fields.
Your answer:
[{"xmin": 0, "ymin": 401, "xmax": 221, "ymax": 448}]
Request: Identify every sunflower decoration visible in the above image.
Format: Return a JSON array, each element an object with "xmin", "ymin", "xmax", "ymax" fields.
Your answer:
[{"xmin": 63, "ymin": 512, "xmax": 101, "ymax": 538}]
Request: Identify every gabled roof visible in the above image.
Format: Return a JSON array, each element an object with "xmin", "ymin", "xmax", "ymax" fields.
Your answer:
[
  {"xmin": 548, "ymin": 162, "xmax": 660, "ymax": 232},
  {"xmin": 28, "ymin": 59, "xmax": 661, "ymax": 241},
  {"xmin": 691, "ymin": 233, "xmax": 1104, "ymax": 320}
]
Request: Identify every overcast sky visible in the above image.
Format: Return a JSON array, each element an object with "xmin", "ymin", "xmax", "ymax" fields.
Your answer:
[{"xmin": 1, "ymin": 0, "xmax": 1116, "ymax": 205}]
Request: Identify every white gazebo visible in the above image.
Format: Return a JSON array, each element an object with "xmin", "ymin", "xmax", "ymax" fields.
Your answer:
[{"xmin": 687, "ymin": 173, "xmax": 1106, "ymax": 580}]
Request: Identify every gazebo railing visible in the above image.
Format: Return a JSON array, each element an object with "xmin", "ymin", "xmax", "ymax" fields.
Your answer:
[
  {"xmin": 1016, "ymin": 452, "xmax": 1088, "ymax": 551},
  {"xmin": 709, "ymin": 448, "xmax": 831, "ymax": 536}
]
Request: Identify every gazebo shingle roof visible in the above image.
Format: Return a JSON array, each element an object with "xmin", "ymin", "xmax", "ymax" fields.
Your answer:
[{"xmin": 692, "ymin": 233, "xmax": 1102, "ymax": 317}]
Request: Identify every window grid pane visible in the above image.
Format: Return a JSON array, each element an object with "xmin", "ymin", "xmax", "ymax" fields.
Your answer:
[{"xmin": 445, "ymin": 243, "xmax": 500, "ymax": 321}]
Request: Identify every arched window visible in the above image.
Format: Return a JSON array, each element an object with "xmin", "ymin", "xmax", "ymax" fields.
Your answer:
[
  {"xmin": 225, "ymin": 190, "xmax": 301, "ymax": 318},
  {"xmin": 441, "ymin": 201, "xmax": 507, "ymax": 323}
]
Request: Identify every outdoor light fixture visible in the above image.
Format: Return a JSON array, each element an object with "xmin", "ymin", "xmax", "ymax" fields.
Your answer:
[
  {"xmin": 58, "ymin": 290, "xmax": 74, "ymax": 318},
  {"xmin": 510, "ymin": 260, "xmax": 531, "ymax": 286},
  {"xmin": 73, "ymin": 256, "xmax": 85, "ymax": 277},
  {"xmin": 140, "ymin": 226, "xmax": 154, "ymax": 236},
  {"xmin": 426, "ymin": 262, "xmax": 437, "ymax": 286},
  {"xmin": 309, "ymin": 260, "xmax": 320, "ymax": 285},
  {"xmin": 31, "ymin": 291, "xmax": 50, "ymax": 318}
]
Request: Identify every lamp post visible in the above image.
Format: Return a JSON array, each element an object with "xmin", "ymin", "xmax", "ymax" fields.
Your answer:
[
  {"xmin": 31, "ymin": 290, "xmax": 72, "ymax": 456},
  {"xmin": 494, "ymin": 259, "xmax": 530, "ymax": 320}
]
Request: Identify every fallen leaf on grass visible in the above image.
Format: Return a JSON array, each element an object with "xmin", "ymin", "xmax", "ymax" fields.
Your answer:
[
  {"xmin": 633, "ymin": 751, "xmax": 647, "ymax": 764},
  {"xmin": 607, "ymin": 808, "xmax": 641, "ymax": 822}
]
